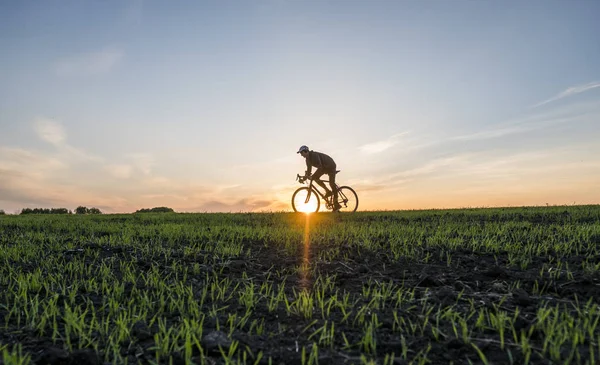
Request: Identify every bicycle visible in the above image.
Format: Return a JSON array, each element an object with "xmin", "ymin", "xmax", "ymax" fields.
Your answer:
[{"xmin": 292, "ymin": 171, "xmax": 359, "ymax": 213}]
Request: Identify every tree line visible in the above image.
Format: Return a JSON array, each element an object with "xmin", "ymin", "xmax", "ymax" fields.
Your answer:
[
  {"xmin": 0, "ymin": 206, "xmax": 177, "ymax": 215},
  {"xmin": 20, "ymin": 208, "xmax": 74, "ymax": 215},
  {"xmin": 19, "ymin": 206, "xmax": 103, "ymax": 215},
  {"xmin": 134, "ymin": 207, "xmax": 174, "ymax": 213}
]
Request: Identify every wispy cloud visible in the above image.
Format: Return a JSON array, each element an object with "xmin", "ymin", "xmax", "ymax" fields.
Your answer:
[
  {"xmin": 191, "ymin": 198, "xmax": 286, "ymax": 213},
  {"xmin": 0, "ymin": 169, "xmax": 65, "ymax": 208},
  {"xmin": 105, "ymin": 164, "xmax": 133, "ymax": 179},
  {"xmin": 230, "ymin": 154, "xmax": 295, "ymax": 171},
  {"xmin": 32, "ymin": 117, "xmax": 103, "ymax": 163},
  {"xmin": 2, "ymin": 126, "xmax": 287, "ymax": 212},
  {"xmin": 450, "ymin": 119, "xmax": 564, "ymax": 141},
  {"xmin": 0, "ymin": 147, "xmax": 104, "ymax": 211},
  {"xmin": 451, "ymin": 99, "xmax": 600, "ymax": 142},
  {"xmin": 55, "ymin": 46, "xmax": 124, "ymax": 76},
  {"xmin": 392, "ymin": 154, "xmax": 471, "ymax": 180},
  {"xmin": 359, "ymin": 132, "xmax": 409, "ymax": 154},
  {"xmin": 0, "ymin": 164, "xmax": 132, "ymax": 213},
  {"xmin": 34, "ymin": 117, "xmax": 66, "ymax": 146},
  {"xmin": 532, "ymin": 81, "xmax": 600, "ymax": 108},
  {"xmin": 346, "ymin": 154, "xmax": 472, "ymax": 193},
  {"xmin": 0, "ymin": 147, "xmax": 68, "ymax": 177},
  {"xmin": 360, "ymin": 144, "xmax": 599, "ymax": 194},
  {"xmin": 127, "ymin": 153, "xmax": 154, "ymax": 175}
]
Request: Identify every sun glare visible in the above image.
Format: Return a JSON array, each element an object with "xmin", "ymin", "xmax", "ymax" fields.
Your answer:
[
  {"xmin": 300, "ymin": 213, "xmax": 311, "ymax": 291},
  {"xmin": 297, "ymin": 199, "xmax": 318, "ymax": 214},
  {"xmin": 294, "ymin": 190, "xmax": 319, "ymax": 214}
]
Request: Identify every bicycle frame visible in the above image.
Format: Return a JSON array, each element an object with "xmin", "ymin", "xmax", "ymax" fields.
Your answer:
[{"xmin": 299, "ymin": 175, "xmax": 349, "ymax": 208}]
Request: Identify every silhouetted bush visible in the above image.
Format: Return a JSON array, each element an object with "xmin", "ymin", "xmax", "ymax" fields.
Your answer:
[
  {"xmin": 75, "ymin": 206, "xmax": 103, "ymax": 215},
  {"xmin": 135, "ymin": 207, "xmax": 175, "ymax": 213},
  {"xmin": 20, "ymin": 208, "xmax": 72, "ymax": 215},
  {"xmin": 0, "ymin": 210, "xmax": 5, "ymax": 215}
]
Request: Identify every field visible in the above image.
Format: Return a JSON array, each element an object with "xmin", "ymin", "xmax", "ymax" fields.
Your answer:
[{"xmin": 1, "ymin": 205, "xmax": 600, "ymax": 365}]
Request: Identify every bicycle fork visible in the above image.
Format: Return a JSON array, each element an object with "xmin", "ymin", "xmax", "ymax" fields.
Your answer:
[{"xmin": 305, "ymin": 190, "xmax": 312, "ymax": 204}]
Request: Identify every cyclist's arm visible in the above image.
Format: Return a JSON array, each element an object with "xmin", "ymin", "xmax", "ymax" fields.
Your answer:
[{"xmin": 305, "ymin": 155, "xmax": 312, "ymax": 177}]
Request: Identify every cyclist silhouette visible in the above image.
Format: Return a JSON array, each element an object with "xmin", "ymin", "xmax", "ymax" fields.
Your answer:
[{"xmin": 297, "ymin": 145, "xmax": 342, "ymax": 212}]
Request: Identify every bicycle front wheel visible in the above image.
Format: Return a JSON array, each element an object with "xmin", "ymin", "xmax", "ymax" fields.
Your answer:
[
  {"xmin": 292, "ymin": 187, "xmax": 320, "ymax": 213},
  {"xmin": 336, "ymin": 186, "xmax": 358, "ymax": 212}
]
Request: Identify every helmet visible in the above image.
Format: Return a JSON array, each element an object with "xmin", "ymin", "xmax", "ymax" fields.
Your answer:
[{"xmin": 297, "ymin": 145, "xmax": 309, "ymax": 154}]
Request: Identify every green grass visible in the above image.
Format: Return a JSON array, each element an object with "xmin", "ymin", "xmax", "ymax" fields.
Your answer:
[{"xmin": 0, "ymin": 205, "xmax": 599, "ymax": 364}]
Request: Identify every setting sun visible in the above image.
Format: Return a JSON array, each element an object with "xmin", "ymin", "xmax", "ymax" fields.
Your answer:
[{"xmin": 292, "ymin": 188, "xmax": 320, "ymax": 213}]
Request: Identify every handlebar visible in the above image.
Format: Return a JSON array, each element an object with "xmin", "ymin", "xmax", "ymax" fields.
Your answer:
[{"xmin": 296, "ymin": 174, "xmax": 311, "ymax": 184}]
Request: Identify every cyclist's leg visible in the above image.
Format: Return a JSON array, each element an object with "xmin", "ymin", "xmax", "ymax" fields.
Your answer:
[
  {"xmin": 328, "ymin": 169, "xmax": 340, "ymax": 208},
  {"xmin": 312, "ymin": 169, "xmax": 327, "ymax": 193}
]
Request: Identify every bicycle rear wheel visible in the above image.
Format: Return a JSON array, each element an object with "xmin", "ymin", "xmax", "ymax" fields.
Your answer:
[
  {"xmin": 292, "ymin": 187, "xmax": 320, "ymax": 213},
  {"xmin": 336, "ymin": 186, "xmax": 358, "ymax": 212}
]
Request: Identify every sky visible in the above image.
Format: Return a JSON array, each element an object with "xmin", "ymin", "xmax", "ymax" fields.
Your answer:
[{"xmin": 1, "ymin": 0, "xmax": 599, "ymax": 213}]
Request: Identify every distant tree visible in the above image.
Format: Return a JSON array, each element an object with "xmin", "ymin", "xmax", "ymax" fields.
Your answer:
[
  {"xmin": 135, "ymin": 207, "xmax": 175, "ymax": 213},
  {"xmin": 0, "ymin": 209, "xmax": 5, "ymax": 215},
  {"xmin": 20, "ymin": 207, "xmax": 72, "ymax": 215},
  {"xmin": 75, "ymin": 206, "xmax": 103, "ymax": 215}
]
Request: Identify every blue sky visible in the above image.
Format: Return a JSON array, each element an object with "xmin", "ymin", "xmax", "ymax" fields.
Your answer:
[{"xmin": 1, "ymin": 0, "xmax": 599, "ymax": 213}]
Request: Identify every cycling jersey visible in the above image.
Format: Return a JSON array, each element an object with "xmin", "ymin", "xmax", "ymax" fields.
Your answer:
[{"xmin": 305, "ymin": 150, "xmax": 336, "ymax": 176}]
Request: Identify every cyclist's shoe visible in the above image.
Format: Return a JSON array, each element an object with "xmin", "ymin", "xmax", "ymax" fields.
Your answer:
[
  {"xmin": 333, "ymin": 202, "xmax": 342, "ymax": 212},
  {"xmin": 323, "ymin": 191, "xmax": 332, "ymax": 199}
]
